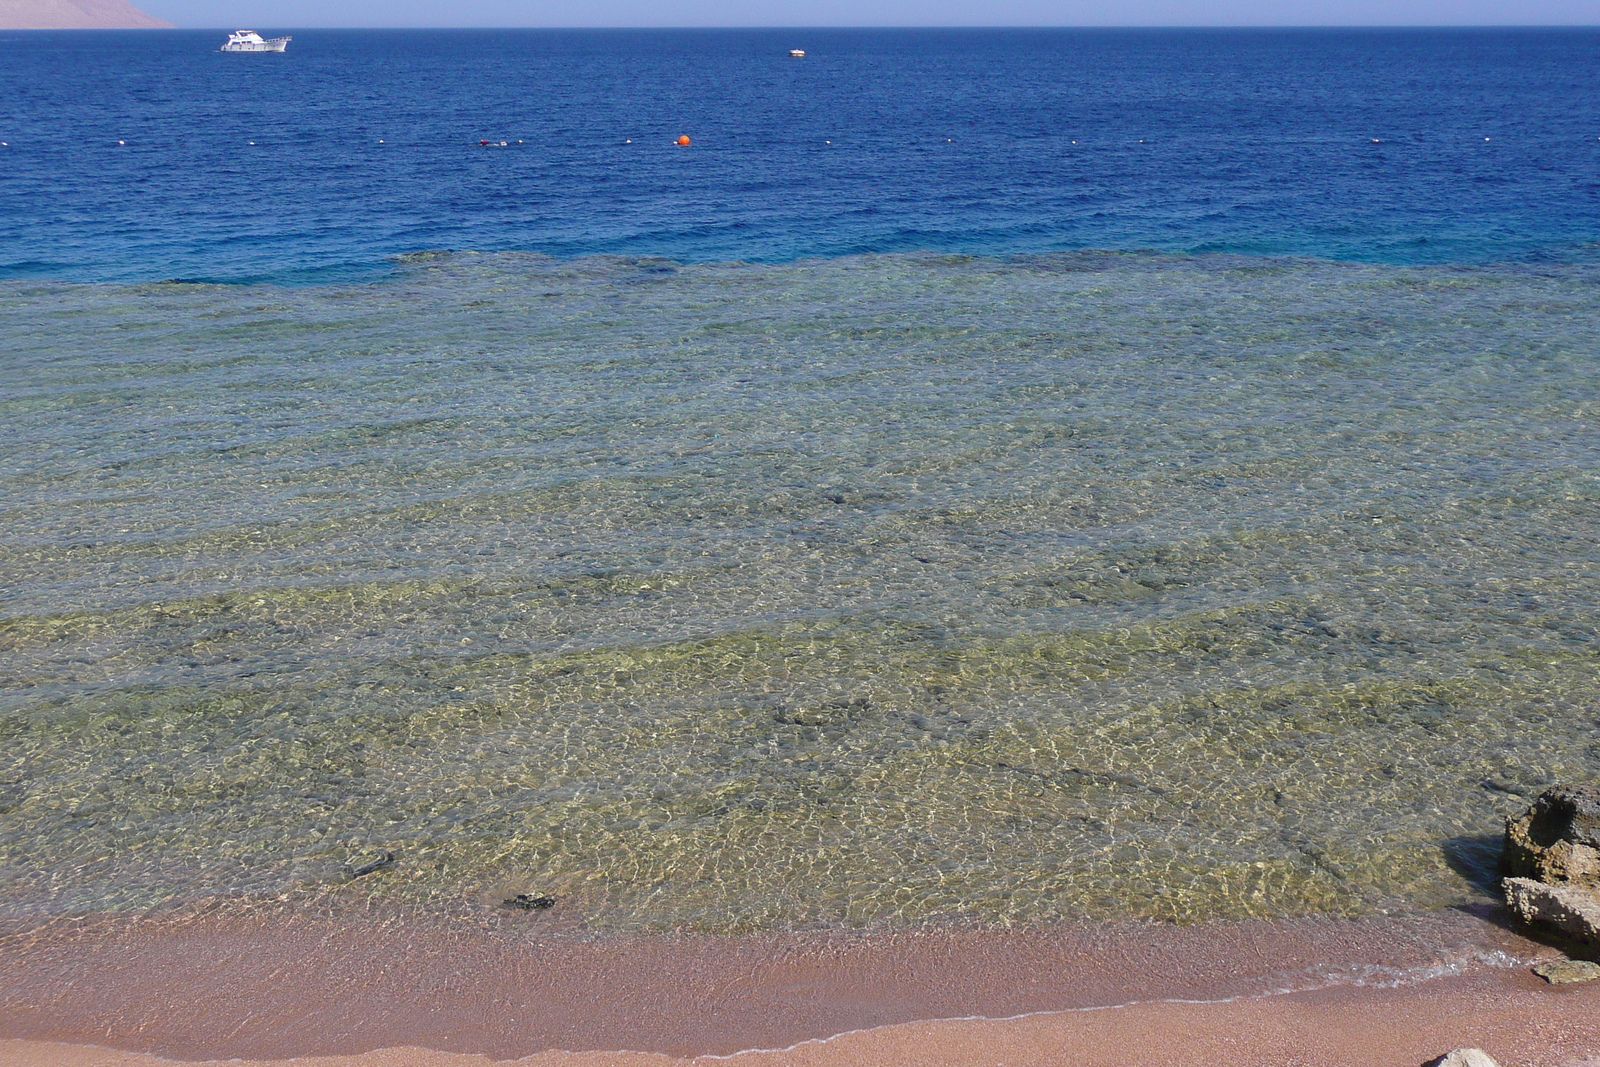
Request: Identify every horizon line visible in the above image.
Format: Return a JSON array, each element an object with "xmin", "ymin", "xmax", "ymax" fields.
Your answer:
[{"xmin": 58, "ymin": 21, "xmax": 1600, "ymax": 29}]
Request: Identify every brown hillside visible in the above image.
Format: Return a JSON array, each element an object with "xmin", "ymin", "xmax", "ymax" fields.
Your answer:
[{"xmin": 0, "ymin": 0, "xmax": 172, "ymax": 28}]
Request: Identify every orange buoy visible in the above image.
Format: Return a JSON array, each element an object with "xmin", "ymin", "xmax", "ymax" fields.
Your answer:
[{"xmin": 676, "ymin": 135, "xmax": 691, "ymax": 146}]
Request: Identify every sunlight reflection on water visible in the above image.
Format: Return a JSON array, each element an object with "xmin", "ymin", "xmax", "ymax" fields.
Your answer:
[{"xmin": 1, "ymin": 251, "xmax": 1596, "ymax": 929}]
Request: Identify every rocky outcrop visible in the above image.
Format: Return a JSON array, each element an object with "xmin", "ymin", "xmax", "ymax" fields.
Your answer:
[
  {"xmin": 1503, "ymin": 877, "xmax": 1600, "ymax": 949},
  {"xmin": 1504, "ymin": 784, "xmax": 1600, "ymax": 889},
  {"xmin": 0, "ymin": 0, "xmax": 172, "ymax": 29},
  {"xmin": 1503, "ymin": 785, "xmax": 1600, "ymax": 956}
]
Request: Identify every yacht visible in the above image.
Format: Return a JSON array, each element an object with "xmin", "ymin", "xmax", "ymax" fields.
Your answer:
[{"xmin": 221, "ymin": 30, "xmax": 291, "ymax": 52}]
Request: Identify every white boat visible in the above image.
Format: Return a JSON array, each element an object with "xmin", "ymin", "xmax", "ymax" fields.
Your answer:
[
  {"xmin": 788, "ymin": 49, "xmax": 805, "ymax": 58},
  {"xmin": 221, "ymin": 30, "xmax": 291, "ymax": 53}
]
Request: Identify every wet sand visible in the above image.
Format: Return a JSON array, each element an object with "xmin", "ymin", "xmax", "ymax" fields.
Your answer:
[
  {"xmin": 1, "ymin": 903, "xmax": 1598, "ymax": 1066},
  {"xmin": 6, "ymin": 969, "xmax": 1600, "ymax": 1067}
]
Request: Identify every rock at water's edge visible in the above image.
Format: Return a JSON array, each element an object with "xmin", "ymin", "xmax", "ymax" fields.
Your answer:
[
  {"xmin": 1503, "ymin": 876, "xmax": 1600, "ymax": 947},
  {"xmin": 0, "ymin": 0, "xmax": 172, "ymax": 29},
  {"xmin": 1531, "ymin": 959, "xmax": 1600, "ymax": 984},
  {"xmin": 1503, "ymin": 784, "xmax": 1600, "ymax": 890}
]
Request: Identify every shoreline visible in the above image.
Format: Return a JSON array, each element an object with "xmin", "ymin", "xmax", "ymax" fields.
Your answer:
[
  {"xmin": 2, "ymin": 902, "xmax": 1597, "ymax": 1066},
  {"xmin": 4, "ymin": 969, "xmax": 1599, "ymax": 1067}
]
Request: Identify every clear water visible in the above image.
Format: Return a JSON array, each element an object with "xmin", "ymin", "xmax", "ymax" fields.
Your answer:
[
  {"xmin": 2, "ymin": 251, "xmax": 1597, "ymax": 927},
  {"xmin": 3, "ymin": 30, "xmax": 1599, "ymax": 929},
  {"xmin": 3, "ymin": 28, "xmax": 1600, "ymax": 283}
]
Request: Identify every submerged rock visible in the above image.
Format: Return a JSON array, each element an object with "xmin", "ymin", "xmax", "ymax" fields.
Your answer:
[
  {"xmin": 1429, "ymin": 1050, "xmax": 1501, "ymax": 1067},
  {"xmin": 345, "ymin": 851, "xmax": 396, "ymax": 880},
  {"xmin": 1503, "ymin": 784, "xmax": 1600, "ymax": 889},
  {"xmin": 1531, "ymin": 959, "xmax": 1600, "ymax": 985}
]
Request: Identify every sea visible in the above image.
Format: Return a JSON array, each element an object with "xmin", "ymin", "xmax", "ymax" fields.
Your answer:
[{"xmin": 1, "ymin": 28, "xmax": 1598, "ymax": 930}]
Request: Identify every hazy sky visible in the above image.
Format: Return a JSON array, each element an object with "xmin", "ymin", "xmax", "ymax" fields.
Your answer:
[{"xmin": 143, "ymin": 0, "xmax": 1600, "ymax": 28}]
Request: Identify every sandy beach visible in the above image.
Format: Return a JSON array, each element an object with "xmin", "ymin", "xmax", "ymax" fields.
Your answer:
[
  {"xmin": 1, "ymin": 902, "xmax": 1597, "ymax": 1067},
  {"xmin": 8, "ymin": 975, "xmax": 1600, "ymax": 1067}
]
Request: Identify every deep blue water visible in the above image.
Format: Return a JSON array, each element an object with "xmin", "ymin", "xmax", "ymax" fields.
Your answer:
[{"xmin": 2, "ymin": 27, "xmax": 1599, "ymax": 282}]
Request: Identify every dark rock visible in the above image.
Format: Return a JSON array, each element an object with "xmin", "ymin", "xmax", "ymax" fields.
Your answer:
[
  {"xmin": 503, "ymin": 893, "xmax": 556, "ymax": 910},
  {"xmin": 346, "ymin": 851, "xmax": 396, "ymax": 879},
  {"xmin": 1503, "ymin": 784, "xmax": 1600, "ymax": 889}
]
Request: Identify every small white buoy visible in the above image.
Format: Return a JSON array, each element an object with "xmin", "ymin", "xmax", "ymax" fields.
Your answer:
[
  {"xmin": 625, "ymin": 139, "xmax": 632, "ymax": 143},
  {"xmin": 248, "ymin": 141, "xmax": 255, "ymax": 145},
  {"xmin": 117, "ymin": 140, "xmax": 125, "ymax": 145},
  {"xmin": 378, "ymin": 138, "xmax": 385, "ymax": 143},
  {"xmin": 1485, "ymin": 137, "xmax": 1491, "ymax": 141},
  {"xmin": 825, "ymin": 139, "xmax": 831, "ymax": 144}
]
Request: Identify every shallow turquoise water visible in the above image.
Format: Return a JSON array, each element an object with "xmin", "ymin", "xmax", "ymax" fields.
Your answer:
[{"xmin": 2, "ymin": 252, "xmax": 1597, "ymax": 928}]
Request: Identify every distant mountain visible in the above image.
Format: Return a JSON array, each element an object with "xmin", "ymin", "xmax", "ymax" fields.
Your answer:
[{"xmin": 0, "ymin": 0, "xmax": 172, "ymax": 28}]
